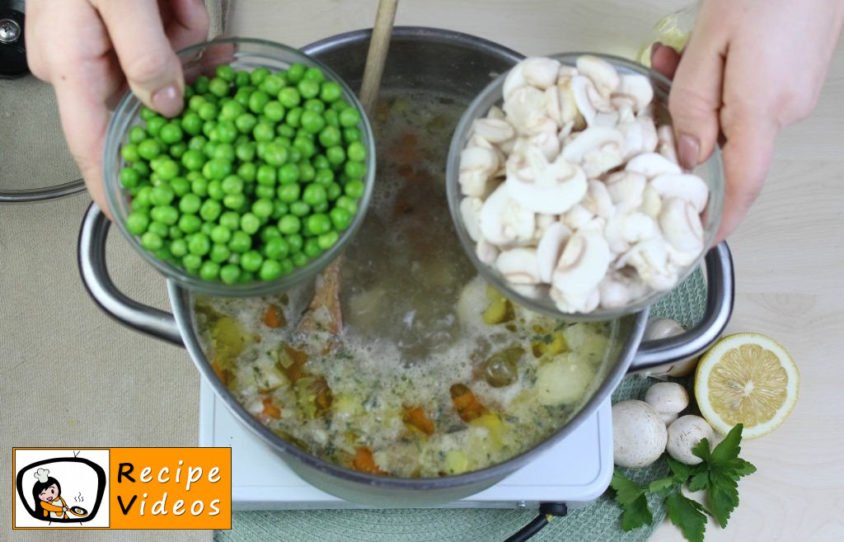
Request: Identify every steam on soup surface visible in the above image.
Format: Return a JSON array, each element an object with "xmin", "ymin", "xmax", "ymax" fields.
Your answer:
[{"xmin": 196, "ymin": 91, "xmax": 614, "ymax": 477}]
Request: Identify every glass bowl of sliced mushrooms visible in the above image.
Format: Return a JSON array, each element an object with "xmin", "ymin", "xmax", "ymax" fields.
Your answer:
[{"xmin": 446, "ymin": 53, "xmax": 724, "ymax": 320}]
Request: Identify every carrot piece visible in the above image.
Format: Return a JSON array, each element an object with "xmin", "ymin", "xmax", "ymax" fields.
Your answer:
[
  {"xmin": 403, "ymin": 406, "xmax": 435, "ymax": 435},
  {"xmin": 352, "ymin": 447, "xmax": 386, "ymax": 475},
  {"xmin": 261, "ymin": 396, "xmax": 282, "ymax": 419},
  {"xmin": 262, "ymin": 304, "xmax": 286, "ymax": 328},
  {"xmin": 450, "ymin": 383, "xmax": 487, "ymax": 422},
  {"xmin": 282, "ymin": 345, "xmax": 309, "ymax": 383},
  {"xmin": 211, "ymin": 359, "xmax": 232, "ymax": 386},
  {"xmin": 314, "ymin": 377, "xmax": 333, "ymax": 411}
]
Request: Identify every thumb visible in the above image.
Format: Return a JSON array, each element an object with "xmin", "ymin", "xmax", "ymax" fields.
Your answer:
[
  {"xmin": 666, "ymin": 23, "xmax": 727, "ymax": 170},
  {"xmin": 93, "ymin": 0, "xmax": 185, "ymax": 117}
]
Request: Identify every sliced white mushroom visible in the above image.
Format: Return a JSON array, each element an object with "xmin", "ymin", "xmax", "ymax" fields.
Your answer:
[
  {"xmin": 592, "ymin": 111, "xmax": 620, "ymax": 128},
  {"xmin": 533, "ymin": 213, "xmax": 559, "ymax": 242},
  {"xmin": 657, "ymin": 125, "xmax": 678, "ymax": 163},
  {"xmin": 599, "ymin": 275, "xmax": 632, "ymax": 309},
  {"xmin": 505, "ymin": 144, "xmax": 588, "ymax": 215},
  {"xmin": 536, "ymin": 222, "xmax": 572, "ymax": 283},
  {"xmin": 552, "ymin": 230, "xmax": 611, "ymax": 309},
  {"xmin": 582, "ymin": 180, "xmax": 614, "ymax": 219},
  {"xmin": 496, "ymin": 248, "xmax": 541, "ymax": 284},
  {"xmin": 475, "ymin": 239, "xmax": 499, "ymax": 265},
  {"xmin": 650, "ymin": 174, "xmax": 709, "ymax": 213},
  {"xmin": 626, "ymin": 151, "xmax": 682, "ymax": 178},
  {"xmin": 471, "ymin": 118, "xmax": 515, "ymax": 144},
  {"xmin": 557, "ymin": 77, "xmax": 579, "ymax": 126},
  {"xmin": 660, "ymin": 197, "xmax": 704, "ymax": 259},
  {"xmin": 622, "ymin": 212, "xmax": 660, "ymax": 244},
  {"xmin": 619, "ymin": 117, "xmax": 658, "ymax": 159},
  {"xmin": 460, "ymin": 197, "xmax": 484, "ymax": 242},
  {"xmin": 624, "ymin": 238, "xmax": 678, "ymax": 291},
  {"xmin": 458, "ymin": 146, "xmax": 500, "ymax": 197},
  {"xmin": 606, "ymin": 171, "xmax": 646, "ymax": 213},
  {"xmin": 503, "ymin": 86, "xmax": 548, "ymax": 135},
  {"xmin": 576, "ymin": 55, "xmax": 620, "ymax": 98},
  {"xmin": 571, "ymin": 75, "xmax": 597, "ymax": 126},
  {"xmin": 550, "ymin": 284, "xmax": 601, "ymax": 314},
  {"xmin": 511, "ymin": 283, "xmax": 547, "ymax": 300},
  {"xmin": 561, "ymin": 127, "xmax": 625, "ymax": 178},
  {"xmin": 502, "ymin": 62, "xmax": 527, "ymax": 100},
  {"xmin": 641, "ymin": 184, "xmax": 663, "ymax": 219},
  {"xmin": 486, "ymin": 105, "xmax": 506, "ymax": 120},
  {"xmin": 528, "ymin": 118, "xmax": 562, "ymax": 160},
  {"xmin": 479, "ymin": 184, "xmax": 536, "ymax": 245},
  {"xmin": 522, "ymin": 57, "xmax": 561, "ymax": 89},
  {"xmin": 562, "ymin": 204, "xmax": 595, "ymax": 231},
  {"xmin": 614, "ymin": 74, "xmax": 654, "ymax": 113}
]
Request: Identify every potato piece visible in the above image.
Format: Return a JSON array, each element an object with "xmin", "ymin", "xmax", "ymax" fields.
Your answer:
[
  {"xmin": 536, "ymin": 354, "xmax": 595, "ymax": 406},
  {"xmin": 445, "ymin": 450, "xmax": 470, "ymax": 475}
]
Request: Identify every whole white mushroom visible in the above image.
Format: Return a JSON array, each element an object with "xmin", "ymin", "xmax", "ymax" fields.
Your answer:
[
  {"xmin": 667, "ymin": 415, "xmax": 716, "ymax": 465},
  {"xmin": 612, "ymin": 400, "xmax": 668, "ymax": 468},
  {"xmin": 645, "ymin": 382, "xmax": 689, "ymax": 425}
]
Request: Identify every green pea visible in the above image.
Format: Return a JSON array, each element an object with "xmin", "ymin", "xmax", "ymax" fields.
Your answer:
[
  {"xmin": 248, "ymin": 90, "xmax": 270, "ymax": 114},
  {"xmin": 188, "ymin": 233, "xmax": 211, "ymax": 256},
  {"xmin": 324, "ymin": 109, "xmax": 339, "ymax": 128},
  {"xmin": 318, "ymin": 125, "xmax": 341, "ymax": 148},
  {"xmin": 305, "ymin": 213, "xmax": 332, "ymax": 236},
  {"xmin": 287, "ymin": 233, "xmax": 304, "ymax": 253},
  {"xmin": 304, "ymin": 67, "xmax": 325, "ymax": 82},
  {"xmin": 138, "ymin": 139, "xmax": 162, "ymax": 160},
  {"xmin": 330, "ymin": 206, "xmax": 353, "ymax": 230},
  {"xmin": 259, "ymin": 74, "xmax": 284, "ymax": 96},
  {"xmin": 343, "ymin": 127, "xmax": 361, "ymax": 143},
  {"xmin": 253, "ymin": 122, "xmax": 275, "ymax": 142},
  {"xmin": 256, "ymin": 164, "xmax": 277, "ymax": 187},
  {"xmin": 157, "ymin": 159, "xmax": 179, "ymax": 181},
  {"xmin": 210, "ymin": 243, "xmax": 231, "ymax": 263},
  {"xmin": 216, "ymin": 120, "xmax": 238, "ymax": 144},
  {"xmin": 292, "ymin": 252, "xmax": 309, "ymax": 268},
  {"xmin": 288, "ymin": 147, "xmax": 302, "ymax": 164},
  {"xmin": 320, "ymin": 81, "xmax": 342, "ymax": 103},
  {"xmin": 263, "ymin": 237, "xmax": 289, "ymax": 260},
  {"xmin": 259, "ymin": 259, "xmax": 283, "ymax": 281},
  {"xmin": 198, "ymin": 102, "xmax": 219, "ymax": 121},
  {"xmin": 285, "ymin": 63, "xmax": 305, "ymax": 83},
  {"xmin": 317, "ymin": 231, "xmax": 339, "ymax": 251},
  {"xmin": 216, "ymin": 64, "xmax": 235, "ymax": 81},
  {"xmin": 120, "ymin": 167, "xmax": 141, "ymax": 189},
  {"xmin": 200, "ymin": 199, "xmax": 222, "ymax": 222},
  {"xmin": 277, "ymin": 124, "xmax": 295, "ymax": 138},
  {"xmin": 336, "ymin": 195, "xmax": 358, "ymax": 215},
  {"xmin": 264, "ymin": 142, "xmax": 289, "ymax": 167},
  {"xmin": 179, "ymin": 193, "xmax": 201, "ymax": 214},
  {"xmin": 339, "ymin": 107, "xmax": 361, "ymax": 127},
  {"xmin": 237, "ymin": 162, "xmax": 257, "ymax": 182},
  {"xmin": 223, "ymin": 193, "xmax": 246, "ymax": 210},
  {"xmin": 235, "ymin": 142, "xmax": 256, "ymax": 162},
  {"xmin": 286, "ymin": 107, "xmax": 304, "ymax": 128},
  {"xmin": 326, "ymin": 145, "xmax": 345, "ymax": 167},
  {"xmin": 344, "ymin": 161, "xmax": 366, "ymax": 180},
  {"xmin": 278, "ymin": 163, "xmax": 300, "ymax": 185},
  {"xmin": 147, "ymin": 221, "xmax": 169, "ymax": 238},
  {"xmin": 220, "ymin": 100, "xmax": 245, "ymax": 121},
  {"xmin": 219, "ymin": 211, "xmax": 240, "ymax": 231},
  {"xmin": 313, "ymin": 168, "xmax": 334, "ymax": 187},
  {"xmin": 170, "ymin": 238, "xmax": 188, "ymax": 258},
  {"xmin": 293, "ymin": 137, "xmax": 315, "ymax": 159},
  {"xmin": 209, "ymin": 77, "xmax": 230, "ymax": 98},
  {"xmin": 278, "ymin": 215, "xmax": 301, "ymax": 234},
  {"xmin": 191, "ymin": 176, "xmax": 209, "ymax": 197},
  {"xmin": 252, "ymin": 198, "xmax": 274, "ymax": 219},
  {"xmin": 261, "ymin": 225, "xmax": 282, "ymax": 242},
  {"xmin": 240, "ymin": 250, "xmax": 263, "ymax": 272},
  {"xmin": 261, "ymin": 100, "xmax": 284, "ymax": 122},
  {"xmin": 234, "ymin": 87, "xmax": 253, "ymax": 107},
  {"xmin": 126, "ymin": 212, "xmax": 150, "ymax": 235},
  {"xmin": 289, "ymin": 201, "xmax": 310, "ymax": 218},
  {"xmin": 210, "ymin": 225, "xmax": 232, "ymax": 245},
  {"xmin": 313, "ymin": 155, "xmax": 330, "ymax": 170},
  {"xmin": 250, "ymin": 67, "xmax": 270, "ymax": 86},
  {"xmin": 228, "ymin": 231, "xmax": 252, "ymax": 253},
  {"xmin": 219, "ymin": 264, "xmax": 241, "ymax": 284},
  {"xmin": 240, "ymin": 212, "xmax": 261, "ymax": 234},
  {"xmin": 235, "ymin": 113, "xmax": 258, "ymax": 134},
  {"xmin": 160, "ymin": 122, "xmax": 183, "ymax": 144},
  {"xmin": 277, "ymin": 183, "xmax": 301, "ymax": 203},
  {"xmin": 151, "ymin": 205, "xmax": 179, "ymax": 226},
  {"xmin": 347, "ymin": 141, "xmax": 366, "ymax": 162},
  {"xmin": 255, "ymin": 185, "xmax": 275, "ymax": 200},
  {"xmin": 201, "ymin": 222, "xmax": 215, "ymax": 236},
  {"xmin": 141, "ymin": 231, "xmax": 163, "ymax": 251},
  {"xmin": 121, "ymin": 143, "xmax": 140, "ymax": 162},
  {"xmin": 171, "ymin": 177, "xmax": 190, "ymax": 197},
  {"xmin": 221, "ymin": 175, "xmax": 244, "ymax": 195},
  {"xmin": 134, "ymin": 186, "xmax": 153, "ymax": 208},
  {"xmin": 147, "ymin": 116, "xmax": 166, "ymax": 137},
  {"xmin": 128, "ymin": 126, "xmax": 146, "ymax": 144},
  {"xmin": 327, "ymin": 182, "xmax": 342, "ymax": 201},
  {"xmin": 273, "ymin": 200, "xmax": 289, "ymax": 220},
  {"xmin": 188, "ymin": 135, "xmax": 207, "ymax": 151},
  {"xmin": 151, "ymin": 185, "xmax": 174, "ymax": 206},
  {"xmin": 299, "ymin": 110, "xmax": 325, "ymax": 135},
  {"xmin": 198, "ymin": 261, "xmax": 219, "ymax": 281},
  {"xmin": 179, "ymin": 215, "xmax": 202, "ymax": 233},
  {"xmin": 169, "ymin": 142, "xmax": 188, "ymax": 160},
  {"xmin": 188, "ymin": 94, "xmax": 207, "ymax": 111},
  {"xmin": 303, "ymin": 184, "xmax": 327, "ymax": 206},
  {"xmin": 202, "ymin": 159, "xmax": 231, "ymax": 181}
]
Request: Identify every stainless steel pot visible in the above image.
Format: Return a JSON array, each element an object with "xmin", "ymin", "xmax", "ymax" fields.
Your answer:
[{"xmin": 77, "ymin": 27, "xmax": 734, "ymax": 507}]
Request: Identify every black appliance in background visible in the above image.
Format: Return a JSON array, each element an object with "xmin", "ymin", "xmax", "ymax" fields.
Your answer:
[{"xmin": 0, "ymin": 0, "xmax": 27, "ymax": 78}]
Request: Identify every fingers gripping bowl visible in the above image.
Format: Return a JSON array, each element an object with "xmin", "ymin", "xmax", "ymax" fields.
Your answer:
[
  {"xmin": 104, "ymin": 38, "xmax": 376, "ymax": 296},
  {"xmin": 447, "ymin": 53, "xmax": 724, "ymax": 319}
]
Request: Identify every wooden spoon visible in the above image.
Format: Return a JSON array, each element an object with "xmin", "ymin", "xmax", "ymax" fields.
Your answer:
[{"xmin": 296, "ymin": 0, "xmax": 399, "ymax": 335}]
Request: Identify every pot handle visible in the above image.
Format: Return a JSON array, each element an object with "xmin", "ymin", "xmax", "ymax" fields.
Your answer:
[
  {"xmin": 628, "ymin": 242, "xmax": 734, "ymax": 372},
  {"xmin": 77, "ymin": 203, "xmax": 184, "ymax": 346}
]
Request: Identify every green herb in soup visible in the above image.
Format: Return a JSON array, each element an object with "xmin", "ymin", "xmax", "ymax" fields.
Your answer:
[{"xmin": 195, "ymin": 91, "xmax": 614, "ymax": 478}]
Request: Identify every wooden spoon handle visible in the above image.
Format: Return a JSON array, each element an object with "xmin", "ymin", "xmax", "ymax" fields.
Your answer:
[{"xmin": 358, "ymin": 0, "xmax": 399, "ymax": 116}]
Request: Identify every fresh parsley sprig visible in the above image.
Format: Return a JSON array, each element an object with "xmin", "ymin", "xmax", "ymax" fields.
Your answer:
[{"xmin": 610, "ymin": 424, "xmax": 756, "ymax": 542}]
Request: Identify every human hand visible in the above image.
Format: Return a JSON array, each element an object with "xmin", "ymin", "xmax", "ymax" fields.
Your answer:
[
  {"xmin": 26, "ymin": 0, "xmax": 209, "ymax": 216},
  {"xmin": 651, "ymin": 0, "xmax": 844, "ymax": 241}
]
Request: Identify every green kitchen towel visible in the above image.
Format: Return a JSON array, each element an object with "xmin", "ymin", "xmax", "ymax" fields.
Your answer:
[{"xmin": 214, "ymin": 269, "xmax": 707, "ymax": 542}]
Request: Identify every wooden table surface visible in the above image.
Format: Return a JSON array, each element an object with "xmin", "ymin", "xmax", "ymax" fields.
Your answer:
[{"xmin": 235, "ymin": 1, "xmax": 844, "ymax": 539}]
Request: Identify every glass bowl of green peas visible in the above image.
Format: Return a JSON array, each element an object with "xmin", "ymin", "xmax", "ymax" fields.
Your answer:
[{"xmin": 104, "ymin": 37, "xmax": 375, "ymax": 296}]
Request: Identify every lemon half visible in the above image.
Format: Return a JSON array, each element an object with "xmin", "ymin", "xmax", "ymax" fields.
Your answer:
[{"xmin": 695, "ymin": 333, "xmax": 799, "ymax": 439}]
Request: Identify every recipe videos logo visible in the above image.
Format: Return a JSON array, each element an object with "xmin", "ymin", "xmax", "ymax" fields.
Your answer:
[{"xmin": 13, "ymin": 448, "xmax": 231, "ymax": 530}]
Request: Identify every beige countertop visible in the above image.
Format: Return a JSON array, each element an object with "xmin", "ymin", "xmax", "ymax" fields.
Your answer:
[{"xmin": 1, "ymin": 1, "xmax": 842, "ymax": 541}]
